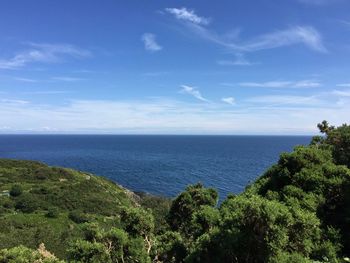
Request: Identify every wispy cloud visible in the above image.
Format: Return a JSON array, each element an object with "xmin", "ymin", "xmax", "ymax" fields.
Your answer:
[
  {"xmin": 21, "ymin": 90, "xmax": 72, "ymax": 95},
  {"xmin": 165, "ymin": 8, "xmax": 326, "ymax": 53},
  {"xmin": 239, "ymin": 80, "xmax": 321, "ymax": 88},
  {"xmin": 0, "ymin": 43, "xmax": 91, "ymax": 70},
  {"xmin": 180, "ymin": 85, "xmax": 209, "ymax": 102},
  {"xmin": 336, "ymin": 83, "xmax": 350, "ymax": 87},
  {"xmin": 52, "ymin": 76, "xmax": 85, "ymax": 82},
  {"xmin": 141, "ymin": 71, "xmax": 169, "ymax": 77},
  {"xmin": 1, "ymin": 99, "xmax": 30, "ymax": 105},
  {"xmin": 238, "ymin": 26, "xmax": 327, "ymax": 53},
  {"xmin": 142, "ymin": 33, "xmax": 162, "ymax": 52},
  {"xmin": 246, "ymin": 95, "xmax": 321, "ymax": 106},
  {"xmin": 221, "ymin": 97, "xmax": 235, "ymax": 105},
  {"xmin": 293, "ymin": 80, "xmax": 322, "ymax": 88},
  {"xmin": 14, "ymin": 77, "xmax": 39, "ymax": 83},
  {"xmin": 332, "ymin": 89, "xmax": 350, "ymax": 96},
  {"xmin": 165, "ymin": 7, "xmax": 210, "ymax": 25},
  {"xmin": 217, "ymin": 54, "xmax": 255, "ymax": 66}
]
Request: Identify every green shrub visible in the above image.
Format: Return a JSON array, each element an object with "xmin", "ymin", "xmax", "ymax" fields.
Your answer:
[
  {"xmin": 46, "ymin": 207, "xmax": 59, "ymax": 218},
  {"xmin": 15, "ymin": 193, "xmax": 40, "ymax": 213},
  {"xmin": 68, "ymin": 240, "xmax": 111, "ymax": 263},
  {"xmin": 68, "ymin": 210, "xmax": 89, "ymax": 224},
  {"xmin": 9, "ymin": 185, "xmax": 23, "ymax": 197}
]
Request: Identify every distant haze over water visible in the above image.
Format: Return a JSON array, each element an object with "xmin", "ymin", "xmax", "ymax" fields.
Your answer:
[{"xmin": 0, "ymin": 135, "xmax": 312, "ymax": 201}]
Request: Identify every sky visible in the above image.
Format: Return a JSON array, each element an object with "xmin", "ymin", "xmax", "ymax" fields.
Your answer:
[{"xmin": 0, "ymin": 0, "xmax": 350, "ymax": 135}]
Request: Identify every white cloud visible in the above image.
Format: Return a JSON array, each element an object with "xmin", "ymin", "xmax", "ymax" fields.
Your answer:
[
  {"xmin": 332, "ymin": 89, "xmax": 350, "ymax": 97},
  {"xmin": 293, "ymin": 80, "xmax": 321, "ymax": 88},
  {"xmin": 142, "ymin": 33, "xmax": 162, "ymax": 52},
  {"xmin": 21, "ymin": 90, "xmax": 72, "ymax": 95},
  {"xmin": 180, "ymin": 85, "xmax": 209, "ymax": 102},
  {"xmin": 165, "ymin": 8, "xmax": 326, "ymax": 54},
  {"xmin": 52, "ymin": 76, "xmax": 85, "ymax": 82},
  {"xmin": 239, "ymin": 81, "xmax": 293, "ymax": 88},
  {"xmin": 246, "ymin": 95, "xmax": 322, "ymax": 106},
  {"xmin": 0, "ymin": 43, "xmax": 91, "ymax": 70},
  {"xmin": 217, "ymin": 54, "xmax": 255, "ymax": 66},
  {"xmin": 336, "ymin": 83, "xmax": 350, "ymax": 87},
  {"xmin": 165, "ymin": 7, "xmax": 210, "ymax": 25},
  {"xmin": 240, "ymin": 26, "xmax": 327, "ymax": 53},
  {"xmin": 141, "ymin": 71, "xmax": 169, "ymax": 77},
  {"xmin": 221, "ymin": 97, "xmax": 235, "ymax": 105},
  {"xmin": 1, "ymin": 99, "xmax": 29, "ymax": 105},
  {"xmin": 239, "ymin": 80, "xmax": 321, "ymax": 88},
  {"xmin": 0, "ymin": 97, "xmax": 348, "ymax": 135},
  {"xmin": 14, "ymin": 77, "xmax": 38, "ymax": 83}
]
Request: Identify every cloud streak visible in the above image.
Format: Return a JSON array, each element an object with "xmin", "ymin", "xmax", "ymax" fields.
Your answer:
[
  {"xmin": 239, "ymin": 80, "xmax": 321, "ymax": 88},
  {"xmin": 165, "ymin": 7, "xmax": 210, "ymax": 25},
  {"xmin": 142, "ymin": 33, "xmax": 163, "ymax": 52},
  {"xmin": 180, "ymin": 85, "xmax": 209, "ymax": 102},
  {"xmin": 217, "ymin": 54, "xmax": 255, "ymax": 66},
  {"xmin": 52, "ymin": 76, "xmax": 85, "ymax": 82},
  {"xmin": 165, "ymin": 7, "xmax": 326, "ymax": 53},
  {"xmin": 221, "ymin": 97, "xmax": 235, "ymax": 105},
  {"xmin": 0, "ymin": 43, "xmax": 91, "ymax": 70},
  {"xmin": 246, "ymin": 95, "xmax": 321, "ymax": 106},
  {"xmin": 332, "ymin": 89, "xmax": 350, "ymax": 97},
  {"xmin": 336, "ymin": 83, "xmax": 350, "ymax": 87},
  {"xmin": 239, "ymin": 26, "xmax": 327, "ymax": 53}
]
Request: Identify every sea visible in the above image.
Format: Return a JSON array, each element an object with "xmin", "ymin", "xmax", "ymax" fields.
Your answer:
[{"xmin": 0, "ymin": 135, "xmax": 312, "ymax": 201}]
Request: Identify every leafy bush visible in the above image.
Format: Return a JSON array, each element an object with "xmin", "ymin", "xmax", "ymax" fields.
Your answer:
[
  {"xmin": 68, "ymin": 210, "xmax": 89, "ymax": 224},
  {"xmin": 68, "ymin": 240, "xmax": 111, "ymax": 263},
  {"xmin": 168, "ymin": 183, "xmax": 218, "ymax": 233},
  {"xmin": 9, "ymin": 185, "xmax": 22, "ymax": 197},
  {"xmin": 0, "ymin": 244, "xmax": 64, "ymax": 263},
  {"xmin": 46, "ymin": 207, "xmax": 59, "ymax": 218},
  {"xmin": 15, "ymin": 193, "xmax": 40, "ymax": 213}
]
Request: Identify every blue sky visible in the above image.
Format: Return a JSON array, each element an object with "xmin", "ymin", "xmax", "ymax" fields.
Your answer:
[{"xmin": 0, "ymin": 0, "xmax": 350, "ymax": 134}]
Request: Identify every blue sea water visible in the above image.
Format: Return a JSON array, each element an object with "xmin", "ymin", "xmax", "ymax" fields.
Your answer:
[{"xmin": 0, "ymin": 135, "xmax": 311, "ymax": 200}]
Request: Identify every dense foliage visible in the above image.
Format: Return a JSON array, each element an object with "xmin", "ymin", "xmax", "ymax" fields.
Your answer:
[{"xmin": 1, "ymin": 121, "xmax": 350, "ymax": 262}]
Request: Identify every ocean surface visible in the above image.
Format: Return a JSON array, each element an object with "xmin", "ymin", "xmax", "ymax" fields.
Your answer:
[{"xmin": 0, "ymin": 135, "xmax": 312, "ymax": 200}]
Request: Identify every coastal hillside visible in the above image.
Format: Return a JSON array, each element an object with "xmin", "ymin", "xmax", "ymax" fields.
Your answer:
[
  {"xmin": 0, "ymin": 121, "xmax": 349, "ymax": 263},
  {"xmin": 0, "ymin": 159, "xmax": 153, "ymax": 259}
]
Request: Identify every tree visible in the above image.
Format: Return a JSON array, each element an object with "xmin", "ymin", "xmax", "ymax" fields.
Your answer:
[
  {"xmin": 74, "ymin": 222, "xmax": 151, "ymax": 263},
  {"xmin": 81, "ymin": 223, "xmax": 104, "ymax": 242},
  {"xmin": 68, "ymin": 240, "xmax": 111, "ymax": 263},
  {"xmin": 103, "ymin": 228, "xmax": 128, "ymax": 263},
  {"xmin": 167, "ymin": 183, "xmax": 218, "ymax": 233},
  {"xmin": 153, "ymin": 231, "xmax": 187, "ymax": 263},
  {"xmin": 323, "ymin": 123, "xmax": 350, "ymax": 167},
  {"xmin": 120, "ymin": 207, "xmax": 154, "ymax": 237},
  {"xmin": 187, "ymin": 195, "xmax": 327, "ymax": 263},
  {"xmin": 317, "ymin": 120, "xmax": 335, "ymax": 134},
  {"xmin": 190, "ymin": 205, "xmax": 221, "ymax": 238}
]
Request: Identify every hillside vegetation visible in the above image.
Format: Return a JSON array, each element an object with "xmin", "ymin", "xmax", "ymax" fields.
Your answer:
[{"xmin": 0, "ymin": 121, "xmax": 350, "ymax": 262}]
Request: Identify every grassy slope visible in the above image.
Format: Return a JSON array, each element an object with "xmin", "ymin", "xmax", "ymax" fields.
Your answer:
[{"xmin": 0, "ymin": 159, "xmax": 138, "ymax": 259}]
